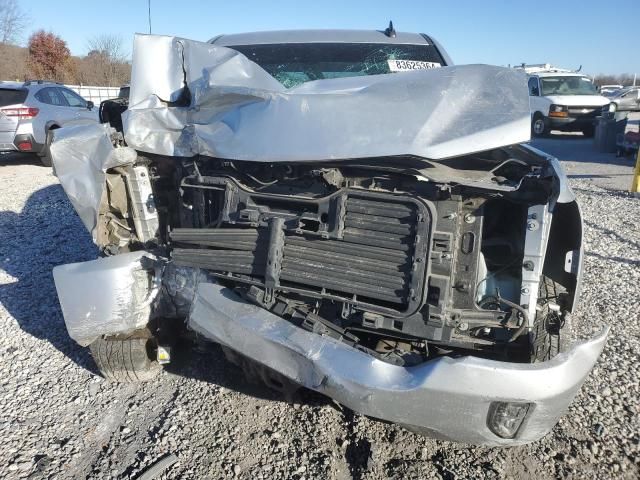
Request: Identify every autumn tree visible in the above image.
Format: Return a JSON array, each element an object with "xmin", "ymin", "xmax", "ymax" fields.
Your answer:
[
  {"xmin": 27, "ymin": 30, "xmax": 70, "ymax": 82},
  {"xmin": 0, "ymin": 0, "xmax": 28, "ymax": 44}
]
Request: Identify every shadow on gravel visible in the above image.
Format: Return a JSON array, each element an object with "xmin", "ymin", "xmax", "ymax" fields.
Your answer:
[
  {"xmin": 585, "ymin": 251, "xmax": 640, "ymax": 267},
  {"xmin": 584, "ymin": 219, "xmax": 640, "ymax": 250},
  {"xmin": 572, "ymin": 185, "xmax": 637, "ymax": 199},
  {"xmin": 166, "ymin": 338, "xmax": 390, "ymax": 477},
  {"xmin": 165, "ymin": 338, "xmax": 332, "ymax": 406},
  {"xmin": 0, "ymin": 152, "xmax": 43, "ymax": 167},
  {"xmin": 0, "ymin": 184, "xmax": 99, "ymax": 374}
]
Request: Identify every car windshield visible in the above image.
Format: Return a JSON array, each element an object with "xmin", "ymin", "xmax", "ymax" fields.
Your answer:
[
  {"xmin": 227, "ymin": 42, "xmax": 445, "ymax": 88},
  {"xmin": 0, "ymin": 88, "xmax": 28, "ymax": 107},
  {"xmin": 540, "ymin": 76, "xmax": 598, "ymax": 96},
  {"xmin": 613, "ymin": 88, "xmax": 636, "ymax": 98}
]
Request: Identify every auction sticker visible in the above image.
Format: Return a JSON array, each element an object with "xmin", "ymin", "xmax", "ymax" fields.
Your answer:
[{"xmin": 387, "ymin": 60, "xmax": 441, "ymax": 72}]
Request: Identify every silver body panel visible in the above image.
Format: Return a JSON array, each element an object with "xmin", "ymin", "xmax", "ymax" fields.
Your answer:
[
  {"xmin": 50, "ymin": 123, "xmax": 138, "ymax": 240},
  {"xmin": 188, "ymin": 282, "xmax": 608, "ymax": 446},
  {"xmin": 52, "ymin": 251, "xmax": 159, "ymax": 346},
  {"xmin": 123, "ymin": 34, "xmax": 530, "ymax": 162}
]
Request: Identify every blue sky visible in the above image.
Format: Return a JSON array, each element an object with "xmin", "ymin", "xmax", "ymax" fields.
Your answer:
[{"xmin": 17, "ymin": 0, "xmax": 638, "ymax": 75}]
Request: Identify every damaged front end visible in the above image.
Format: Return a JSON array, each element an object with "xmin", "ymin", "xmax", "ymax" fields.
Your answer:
[{"xmin": 50, "ymin": 34, "xmax": 607, "ymax": 445}]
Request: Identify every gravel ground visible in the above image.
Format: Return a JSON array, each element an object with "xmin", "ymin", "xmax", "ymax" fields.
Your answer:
[{"xmin": 0, "ymin": 140, "xmax": 638, "ymax": 479}]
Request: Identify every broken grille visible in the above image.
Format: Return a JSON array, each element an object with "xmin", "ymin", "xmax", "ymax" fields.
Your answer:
[{"xmin": 171, "ymin": 191, "xmax": 431, "ymax": 316}]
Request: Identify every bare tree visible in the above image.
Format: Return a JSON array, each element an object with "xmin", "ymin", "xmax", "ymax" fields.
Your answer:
[
  {"xmin": 0, "ymin": 0, "xmax": 28, "ymax": 44},
  {"xmin": 87, "ymin": 34, "xmax": 127, "ymax": 63},
  {"xmin": 85, "ymin": 34, "xmax": 129, "ymax": 86},
  {"xmin": 594, "ymin": 74, "xmax": 636, "ymax": 87}
]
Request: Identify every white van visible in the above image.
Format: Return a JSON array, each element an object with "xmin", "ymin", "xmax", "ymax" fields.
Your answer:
[{"xmin": 519, "ymin": 64, "xmax": 612, "ymax": 137}]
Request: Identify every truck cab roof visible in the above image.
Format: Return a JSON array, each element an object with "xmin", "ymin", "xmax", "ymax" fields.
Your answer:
[
  {"xmin": 210, "ymin": 29, "xmax": 433, "ymax": 46},
  {"xmin": 208, "ymin": 28, "xmax": 453, "ymax": 68}
]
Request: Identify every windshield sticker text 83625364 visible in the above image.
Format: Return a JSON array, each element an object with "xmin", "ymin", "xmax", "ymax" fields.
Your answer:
[{"xmin": 387, "ymin": 60, "xmax": 441, "ymax": 72}]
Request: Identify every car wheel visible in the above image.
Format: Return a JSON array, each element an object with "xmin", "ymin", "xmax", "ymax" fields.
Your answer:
[
  {"xmin": 531, "ymin": 114, "xmax": 547, "ymax": 137},
  {"xmin": 531, "ymin": 276, "xmax": 572, "ymax": 362},
  {"xmin": 39, "ymin": 129, "xmax": 55, "ymax": 167},
  {"xmin": 89, "ymin": 334, "xmax": 161, "ymax": 382}
]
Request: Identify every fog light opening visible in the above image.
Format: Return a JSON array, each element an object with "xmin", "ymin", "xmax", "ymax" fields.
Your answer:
[
  {"xmin": 17, "ymin": 141, "xmax": 32, "ymax": 151},
  {"xmin": 487, "ymin": 401, "xmax": 531, "ymax": 439}
]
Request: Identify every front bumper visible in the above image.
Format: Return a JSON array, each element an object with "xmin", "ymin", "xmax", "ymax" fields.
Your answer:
[
  {"xmin": 547, "ymin": 116, "xmax": 596, "ymax": 131},
  {"xmin": 189, "ymin": 282, "xmax": 608, "ymax": 446}
]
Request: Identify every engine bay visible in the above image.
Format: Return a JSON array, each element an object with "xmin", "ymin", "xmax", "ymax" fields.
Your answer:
[{"xmin": 97, "ymin": 150, "xmax": 558, "ymax": 365}]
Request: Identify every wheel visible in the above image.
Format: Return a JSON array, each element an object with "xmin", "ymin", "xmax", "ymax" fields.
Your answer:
[
  {"xmin": 581, "ymin": 126, "xmax": 595, "ymax": 138},
  {"xmin": 89, "ymin": 334, "xmax": 161, "ymax": 382},
  {"xmin": 38, "ymin": 129, "xmax": 55, "ymax": 167},
  {"xmin": 531, "ymin": 276, "xmax": 572, "ymax": 362},
  {"xmin": 531, "ymin": 114, "xmax": 548, "ymax": 137}
]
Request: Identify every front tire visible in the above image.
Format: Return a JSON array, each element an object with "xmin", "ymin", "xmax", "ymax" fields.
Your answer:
[
  {"xmin": 531, "ymin": 114, "xmax": 548, "ymax": 137},
  {"xmin": 89, "ymin": 334, "xmax": 161, "ymax": 382},
  {"xmin": 531, "ymin": 276, "xmax": 572, "ymax": 362},
  {"xmin": 38, "ymin": 129, "xmax": 55, "ymax": 167}
]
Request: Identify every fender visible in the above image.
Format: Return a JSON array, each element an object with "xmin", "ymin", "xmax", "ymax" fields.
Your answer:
[{"xmin": 45, "ymin": 121, "xmax": 61, "ymax": 131}]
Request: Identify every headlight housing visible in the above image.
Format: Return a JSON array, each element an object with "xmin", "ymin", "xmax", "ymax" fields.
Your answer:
[
  {"xmin": 548, "ymin": 104, "xmax": 569, "ymax": 118},
  {"xmin": 608, "ymin": 102, "xmax": 617, "ymax": 113}
]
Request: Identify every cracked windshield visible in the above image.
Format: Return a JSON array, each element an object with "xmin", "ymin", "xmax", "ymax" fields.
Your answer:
[{"xmin": 229, "ymin": 42, "xmax": 444, "ymax": 88}]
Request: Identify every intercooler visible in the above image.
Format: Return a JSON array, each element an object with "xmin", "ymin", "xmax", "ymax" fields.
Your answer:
[{"xmin": 171, "ymin": 191, "xmax": 431, "ymax": 316}]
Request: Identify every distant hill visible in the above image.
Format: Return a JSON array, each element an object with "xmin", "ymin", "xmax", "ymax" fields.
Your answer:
[
  {"xmin": 0, "ymin": 42, "xmax": 130, "ymax": 86},
  {"xmin": 0, "ymin": 43, "xmax": 27, "ymax": 81}
]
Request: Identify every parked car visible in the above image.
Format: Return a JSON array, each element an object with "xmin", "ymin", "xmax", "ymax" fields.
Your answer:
[
  {"xmin": 599, "ymin": 84, "xmax": 624, "ymax": 96},
  {"xmin": 0, "ymin": 80, "xmax": 98, "ymax": 166},
  {"xmin": 50, "ymin": 30, "xmax": 607, "ymax": 446},
  {"xmin": 518, "ymin": 64, "xmax": 612, "ymax": 137},
  {"xmin": 609, "ymin": 86, "xmax": 640, "ymax": 112}
]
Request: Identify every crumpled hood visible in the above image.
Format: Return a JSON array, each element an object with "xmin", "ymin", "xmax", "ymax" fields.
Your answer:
[{"xmin": 124, "ymin": 34, "xmax": 531, "ymax": 161}]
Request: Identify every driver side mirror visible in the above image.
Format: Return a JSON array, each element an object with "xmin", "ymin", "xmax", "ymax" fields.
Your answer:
[{"xmin": 86, "ymin": 100, "xmax": 94, "ymax": 110}]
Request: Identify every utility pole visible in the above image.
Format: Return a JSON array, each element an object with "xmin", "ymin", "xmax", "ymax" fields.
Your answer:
[{"xmin": 148, "ymin": 0, "xmax": 152, "ymax": 34}]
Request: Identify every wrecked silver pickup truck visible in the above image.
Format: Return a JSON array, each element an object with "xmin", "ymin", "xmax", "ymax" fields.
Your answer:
[{"xmin": 50, "ymin": 30, "xmax": 607, "ymax": 446}]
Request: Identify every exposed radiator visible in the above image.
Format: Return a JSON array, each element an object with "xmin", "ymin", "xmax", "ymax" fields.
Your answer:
[{"xmin": 171, "ymin": 192, "xmax": 430, "ymax": 315}]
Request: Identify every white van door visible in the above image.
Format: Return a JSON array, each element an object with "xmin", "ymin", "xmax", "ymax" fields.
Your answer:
[{"xmin": 528, "ymin": 77, "xmax": 549, "ymax": 116}]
